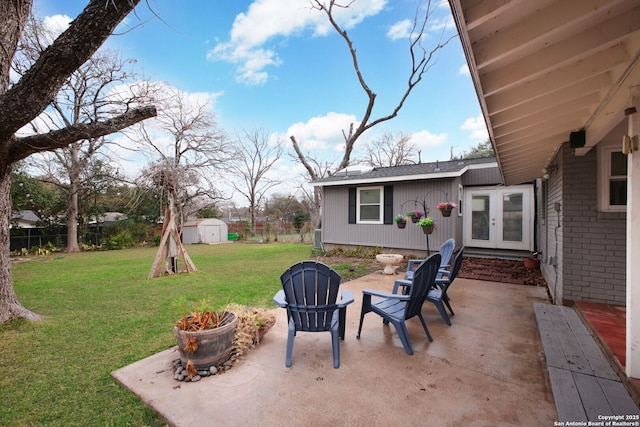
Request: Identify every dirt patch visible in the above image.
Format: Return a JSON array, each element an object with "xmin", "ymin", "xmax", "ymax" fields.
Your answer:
[
  {"xmin": 315, "ymin": 254, "xmax": 548, "ymax": 288},
  {"xmin": 459, "ymin": 257, "xmax": 547, "ymax": 287}
]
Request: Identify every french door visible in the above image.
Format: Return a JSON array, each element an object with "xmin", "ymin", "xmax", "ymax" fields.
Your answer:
[{"xmin": 464, "ymin": 185, "xmax": 534, "ymax": 251}]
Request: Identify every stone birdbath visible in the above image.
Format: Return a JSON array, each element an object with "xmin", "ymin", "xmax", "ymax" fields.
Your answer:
[{"xmin": 376, "ymin": 253, "xmax": 404, "ymax": 275}]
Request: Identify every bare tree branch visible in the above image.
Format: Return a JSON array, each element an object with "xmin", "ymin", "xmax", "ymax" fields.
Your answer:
[
  {"xmin": 11, "ymin": 105, "xmax": 157, "ymax": 161},
  {"xmin": 0, "ymin": 0, "xmax": 144, "ymax": 143},
  {"xmin": 292, "ymin": 0, "xmax": 456, "ymax": 174}
]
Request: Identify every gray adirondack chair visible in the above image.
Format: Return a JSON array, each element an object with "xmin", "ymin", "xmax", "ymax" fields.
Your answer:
[
  {"xmin": 356, "ymin": 253, "xmax": 441, "ymax": 355},
  {"xmin": 273, "ymin": 260, "xmax": 354, "ymax": 368},
  {"xmin": 393, "ymin": 238, "xmax": 455, "ymax": 294},
  {"xmin": 425, "ymin": 247, "xmax": 465, "ymax": 325}
]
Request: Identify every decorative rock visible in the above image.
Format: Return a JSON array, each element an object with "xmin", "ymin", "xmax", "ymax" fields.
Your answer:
[
  {"xmin": 191, "ymin": 375, "xmax": 201, "ymax": 382},
  {"xmin": 177, "ymin": 374, "xmax": 185, "ymax": 381},
  {"xmin": 197, "ymin": 370, "xmax": 210, "ymax": 377},
  {"xmin": 209, "ymin": 366, "xmax": 218, "ymax": 375}
]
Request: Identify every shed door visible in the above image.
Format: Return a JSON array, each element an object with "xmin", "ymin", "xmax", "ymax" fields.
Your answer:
[
  {"xmin": 463, "ymin": 185, "xmax": 533, "ymax": 251},
  {"xmin": 202, "ymin": 225, "xmax": 220, "ymax": 243}
]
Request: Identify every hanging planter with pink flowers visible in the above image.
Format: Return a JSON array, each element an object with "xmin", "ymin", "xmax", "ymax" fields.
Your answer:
[{"xmin": 436, "ymin": 202, "xmax": 458, "ymax": 218}]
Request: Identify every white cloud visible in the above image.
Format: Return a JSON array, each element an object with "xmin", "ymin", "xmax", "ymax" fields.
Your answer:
[
  {"xmin": 458, "ymin": 63, "xmax": 469, "ymax": 75},
  {"xmin": 461, "ymin": 114, "xmax": 488, "ymax": 141},
  {"xmin": 387, "ymin": 19, "xmax": 411, "ymax": 41},
  {"xmin": 410, "ymin": 130, "xmax": 448, "ymax": 148},
  {"xmin": 428, "ymin": 14, "xmax": 454, "ymax": 33},
  {"xmin": 43, "ymin": 14, "xmax": 71, "ymax": 39},
  {"xmin": 284, "ymin": 112, "xmax": 358, "ymax": 151},
  {"xmin": 208, "ymin": 0, "xmax": 386, "ymax": 85}
]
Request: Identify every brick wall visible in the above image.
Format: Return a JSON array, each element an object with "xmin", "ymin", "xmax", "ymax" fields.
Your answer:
[{"xmin": 560, "ymin": 144, "xmax": 626, "ymax": 305}]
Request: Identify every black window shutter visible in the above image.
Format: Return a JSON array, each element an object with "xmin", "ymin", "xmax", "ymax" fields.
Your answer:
[
  {"xmin": 348, "ymin": 188, "xmax": 356, "ymax": 224},
  {"xmin": 383, "ymin": 185, "xmax": 393, "ymax": 224}
]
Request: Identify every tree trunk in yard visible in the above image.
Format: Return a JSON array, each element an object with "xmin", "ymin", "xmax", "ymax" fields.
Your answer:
[
  {"xmin": 65, "ymin": 145, "xmax": 81, "ymax": 253},
  {"xmin": 0, "ymin": 168, "xmax": 43, "ymax": 322}
]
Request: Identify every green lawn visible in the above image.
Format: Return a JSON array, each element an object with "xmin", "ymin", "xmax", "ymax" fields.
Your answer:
[{"xmin": 0, "ymin": 243, "xmax": 317, "ymax": 426}]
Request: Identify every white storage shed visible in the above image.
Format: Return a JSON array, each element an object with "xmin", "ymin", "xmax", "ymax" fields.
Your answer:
[{"xmin": 181, "ymin": 218, "xmax": 228, "ymax": 244}]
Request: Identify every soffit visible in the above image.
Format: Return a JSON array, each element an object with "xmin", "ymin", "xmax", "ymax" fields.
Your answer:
[{"xmin": 449, "ymin": 0, "xmax": 640, "ymax": 184}]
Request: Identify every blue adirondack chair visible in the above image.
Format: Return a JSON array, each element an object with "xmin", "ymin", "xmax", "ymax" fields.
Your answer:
[
  {"xmin": 356, "ymin": 253, "xmax": 441, "ymax": 355},
  {"xmin": 425, "ymin": 247, "xmax": 465, "ymax": 325},
  {"xmin": 393, "ymin": 238, "xmax": 455, "ymax": 294},
  {"xmin": 273, "ymin": 260, "xmax": 354, "ymax": 368}
]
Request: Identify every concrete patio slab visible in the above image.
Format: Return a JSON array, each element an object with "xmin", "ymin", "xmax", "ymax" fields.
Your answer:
[{"xmin": 112, "ymin": 274, "xmax": 557, "ymax": 426}]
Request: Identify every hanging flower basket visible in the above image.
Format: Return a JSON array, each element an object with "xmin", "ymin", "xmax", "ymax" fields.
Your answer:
[
  {"xmin": 405, "ymin": 210, "xmax": 424, "ymax": 223},
  {"xmin": 394, "ymin": 214, "xmax": 408, "ymax": 229},
  {"xmin": 417, "ymin": 216, "xmax": 435, "ymax": 234},
  {"xmin": 436, "ymin": 202, "xmax": 458, "ymax": 218}
]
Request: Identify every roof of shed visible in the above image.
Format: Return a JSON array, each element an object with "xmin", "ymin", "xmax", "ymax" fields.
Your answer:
[
  {"xmin": 183, "ymin": 218, "xmax": 227, "ymax": 227},
  {"xmin": 311, "ymin": 157, "xmax": 498, "ymax": 187}
]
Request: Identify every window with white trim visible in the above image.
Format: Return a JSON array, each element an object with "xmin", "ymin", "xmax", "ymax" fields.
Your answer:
[
  {"xmin": 357, "ymin": 186, "xmax": 383, "ymax": 224},
  {"xmin": 598, "ymin": 141, "xmax": 627, "ymax": 212}
]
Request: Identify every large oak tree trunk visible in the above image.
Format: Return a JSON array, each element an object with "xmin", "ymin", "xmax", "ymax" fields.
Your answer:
[{"xmin": 0, "ymin": 168, "xmax": 43, "ymax": 322}]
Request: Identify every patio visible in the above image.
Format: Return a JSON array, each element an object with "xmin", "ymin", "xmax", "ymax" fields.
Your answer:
[{"xmin": 113, "ymin": 273, "xmax": 558, "ymax": 426}]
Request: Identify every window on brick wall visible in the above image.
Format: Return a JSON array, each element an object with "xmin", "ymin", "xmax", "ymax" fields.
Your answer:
[{"xmin": 598, "ymin": 142, "xmax": 627, "ymax": 212}]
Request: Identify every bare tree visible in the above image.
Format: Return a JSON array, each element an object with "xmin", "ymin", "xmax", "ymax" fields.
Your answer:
[
  {"xmin": 19, "ymin": 37, "xmax": 152, "ymax": 252},
  {"xmin": 290, "ymin": 0, "xmax": 455, "ymax": 225},
  {"xmin": 14, "ymin": 12, "xmax": 154, "ymax": 253},
  {"xmin": 226, "ymin": 128, "xmax": 283, "ymax": 234},
  {"xmin": 135, "ymin": 83, "xmax": 232, "ymax": 221},
  {"xmin": 289, "ymin": 143, "xmax": 336, "ymax": 228},
  {"xmin": 361, "ymin": 132, "xmax": 416, "ymax": 167},
  {"xmin": 133, "ymin": 84, "xmax": 231, "ymax": 277},
  {"xmin": 0, "ymin": 0, "xmax": 156, "ymax": 323}
]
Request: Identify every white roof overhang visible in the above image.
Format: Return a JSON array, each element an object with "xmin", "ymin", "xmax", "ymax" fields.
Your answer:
[{"xmin": 449, "ymin": 0, "xmax": 640, "ymax": 184}]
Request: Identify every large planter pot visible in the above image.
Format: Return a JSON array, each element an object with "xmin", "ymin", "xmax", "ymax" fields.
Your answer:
[
  {"xmin": 174, "ymin": 312, "xmax": 237, "ymax": 370},
  {"xmin": 421, "ymin": 225, "xmax": 434, "ymax": 234},
  {"xmin": 523, "ymin": 257, "xmax": 540, "ymax": 269}
]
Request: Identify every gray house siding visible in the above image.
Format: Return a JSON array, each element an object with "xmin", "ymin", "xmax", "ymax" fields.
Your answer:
[
  {"xmin": 461, "ymin": 167, "xmax": 502, "ymax": 186},
  {"xmin": 322, "ymin": 178, "xmax": 462, "ymax": 256},
  {"xmin": 541, "ymin": 143, "xmax": 626, "ymax": 305}
]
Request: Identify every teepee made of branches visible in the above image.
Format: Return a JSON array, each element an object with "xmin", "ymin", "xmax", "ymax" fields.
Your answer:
[{"xmin": 148, "ymin": 191, "xmax": 197, "ymax": 279}]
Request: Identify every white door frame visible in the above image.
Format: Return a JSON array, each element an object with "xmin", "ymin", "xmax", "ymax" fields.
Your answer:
[{"xmin": 463, "ymin": 185, "xmax": 534, "ymax": 251}]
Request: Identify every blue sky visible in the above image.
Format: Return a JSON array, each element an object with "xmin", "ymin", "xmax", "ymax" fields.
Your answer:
[{"xmin": 33, "ymin": 0, "xmax": 487, "ymax": 199}]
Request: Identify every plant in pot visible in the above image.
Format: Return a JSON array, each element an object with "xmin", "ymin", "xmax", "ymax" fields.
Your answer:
[
  {"xmin": 523, "ymin": 255, "xmax": 540, "ymax": 269},
  {"xmin": 174, "ymin": 300, "xmax": 238, "ymax": 379},
  {"xmin": 417, "ymin": 216, "xmax": 435, "ymax": 234},
  {"xmin": 394, "ymin": 213, "xmax": 408, "ymax": 229},
  {"xmin": 406, "ymin": 210, "xmax": 424, "ymax": 223},
  {"xmin": 436, "ymin": 201, "xmax": 458, "ymax": 217}
]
